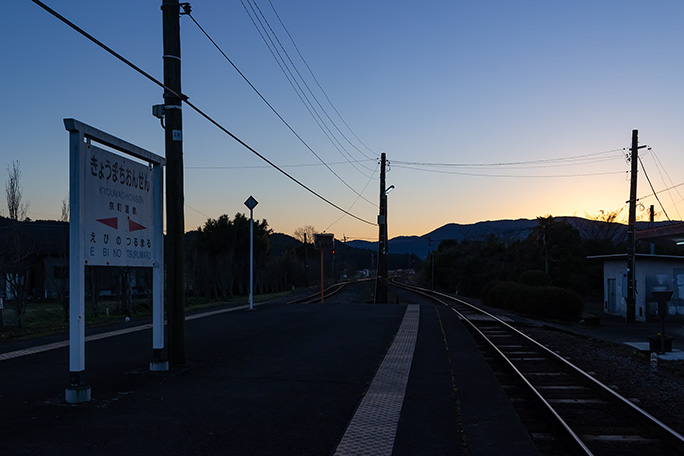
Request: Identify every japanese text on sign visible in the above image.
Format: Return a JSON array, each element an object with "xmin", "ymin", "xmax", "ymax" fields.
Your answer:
[{"xmin": 83, "ymin": 145, "xmax": 155, "ymax": 267}]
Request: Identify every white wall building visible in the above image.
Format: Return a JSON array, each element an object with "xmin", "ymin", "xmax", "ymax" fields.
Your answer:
[{"xmin": 590, "ymin": 254, "xmax": 684, "ymax": 322}]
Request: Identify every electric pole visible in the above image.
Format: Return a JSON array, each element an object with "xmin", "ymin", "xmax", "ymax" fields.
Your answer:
[
  {"xmin": 162, "ymin": 0, "xmax": 186, "ymax": 364},
  {"xmin": 376, "ymin": 152, "xmax": 388, "ymax": 303},
  {"xmin": 626, "ymin": 129, "xmax": 638, "ymax": 323}
]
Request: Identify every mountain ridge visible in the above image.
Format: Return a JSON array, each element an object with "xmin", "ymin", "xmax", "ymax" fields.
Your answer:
[{"xmin": 346, "ymin": 216, "xmax": 680, "ymax": 260}]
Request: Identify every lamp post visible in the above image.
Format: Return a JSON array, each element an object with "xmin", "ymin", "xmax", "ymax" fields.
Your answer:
[{"xmin": 244, "ymin": 196, "xmax": 258, "ymax": 310}]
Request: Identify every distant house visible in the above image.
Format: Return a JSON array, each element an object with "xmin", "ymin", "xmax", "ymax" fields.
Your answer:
[
  {"xmin": 0, "ymin": 217, "xmax": 69, "ymax": 300},
  {"xmin": 589, "ymin": 253, "xmax": 684, "ymax": 322},
  {"xmin": 0, "ymin": 217, "xmax": 151, "ymax": 302}
]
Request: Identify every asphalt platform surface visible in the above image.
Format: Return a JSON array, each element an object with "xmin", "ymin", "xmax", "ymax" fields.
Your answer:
[{"xmin": 0, "ymin": 282, "xmax": 539, "ymax": 455}]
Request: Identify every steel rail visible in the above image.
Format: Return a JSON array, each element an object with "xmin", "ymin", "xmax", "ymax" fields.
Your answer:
[
  {"xmin": 394, "ymin": 282, "xmax": 593, "ymax": 455},
  {"xmin": 287, "ymin": 280, "xmax": 362, "ymax": 304},
  {"xmin": 392, "ymin": 281, "xmax": 684, "ymax": 454}
]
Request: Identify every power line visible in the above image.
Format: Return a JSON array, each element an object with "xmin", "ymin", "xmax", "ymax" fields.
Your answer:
[
  {"xmin": 396, "ymin": 156, "xmax": 623, "ymax": 172},
  {"xmin": 639, "ymin": 181, "xmax": 684, "ymax": 200},
  {"xmin": 392, "ymin": 163, "xmax": 626, "ymax": 179},
  {"xmin": 647, "ymin": 148, "xmax": 684, "ymax": 220},
  {"xmin": 185, "ymin": 11, "xmax": 378, "ymax": 206},
  {"xmin": 184, "ymin": 203, "xmax": 213, "ymax": 221},
  {"xmin": 265, "ymin": 0, "xmax": 376, "ymax": 161},
  {"xmin": 324, "ymin": 160, "xmax": 380, "ymax": 232},
  {"xmin": 245, "ymin": 0, "xmax": 370, "ymax": 168},
  {"xmin": 185, "ymin": 159, "xmax": 376, "ymax": 170},
  {"xmin": 638, "ymin": 156, "xmax": 672, "ymax": 222},
  {"xmin": 185, "ymin": 99, "xmax": 379, "ymax": 225},
  {"xmin": 240, "ymin": 0, "xmax": 376, "ymax": 175},
  {"xmin": 30, "ymin": 0, "xmax": 376, "ymax": 227},
  {"xmin": 392, "ymin": 148, "xmax": 624, "ymax": 169}
]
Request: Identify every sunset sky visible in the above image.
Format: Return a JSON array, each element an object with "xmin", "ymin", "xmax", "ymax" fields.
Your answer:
[{"xmin": 3, "ymin": 1, "xmax": 684, "ymax": 242}]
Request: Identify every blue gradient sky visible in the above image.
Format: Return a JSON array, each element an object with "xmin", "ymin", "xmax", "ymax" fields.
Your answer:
[{"xmin": 2, "ymin": 1, "xmax": 684, "ymax": 241}]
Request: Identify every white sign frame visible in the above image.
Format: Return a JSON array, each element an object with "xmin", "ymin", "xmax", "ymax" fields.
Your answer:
[{"xmin": 65, "ymin": 119, "xmax": 166, "ymax": 402}]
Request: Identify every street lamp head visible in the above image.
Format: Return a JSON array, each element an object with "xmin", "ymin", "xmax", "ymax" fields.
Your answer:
[{"xmin": 385, "ymin": 185, "xmax": 395, "ymax": 195}]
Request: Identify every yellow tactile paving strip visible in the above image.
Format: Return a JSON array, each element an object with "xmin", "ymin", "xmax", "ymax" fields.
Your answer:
[{"xmin": 334, "ymin": 304, "xmax": 420, "ymax": 456}]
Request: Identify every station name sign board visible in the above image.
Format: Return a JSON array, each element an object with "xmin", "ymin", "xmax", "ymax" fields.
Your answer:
[
  {"xmin": 64, "ymin": 118, "xmax": 167, "ymax": 397},
  {"xmin": 84, "ymin": 145, "xmax": 155, "ymax": 267}
]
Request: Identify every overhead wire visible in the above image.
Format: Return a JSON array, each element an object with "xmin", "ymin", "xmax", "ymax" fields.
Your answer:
[
  {"xmin": 186, "ymin": 11, "xmax": 378, "ymax": 207},
  {"xmin": 241, "ymin": 0, "xmax": 376, "ymax": 175},
  {"xmin": 324, "ymin": 160, "xmax": 380, "ymax": 232},
  {"xmin": 29, "ymin": 1, "xmax": 681, "ymax": 228},
  {"xmin": 185, "ymin": 158, "xmax": 376, "ymax": 170},
  {"xmin": 30, "ymin": 0, "xmax": 377, "ymax": 227},
  {"xmin": 265, "ymin": 0, "xmax": 376, "ymax": 161},
  {"xmin": 647, "ymin": 148, "xmax": 684, "ymax": 220},
  {"xmin": 638, "ymin": 156, "xmax": 671, "ymax": 222},
  {"xmin": 246, "ymin": 0, "xmax": 373, "ymax": 169},
  {"xmin": 391, "ymin": 164, "xmax": 626, "ymax": 179},
  {"xmin": 615, "ymin": 144, "xmax": 682, "ymax": 223},
  {"xmin": 391, "ymin": 147, "xmax": 626, "ymax": 178},
  {"xmin": 392, "ymin": 148, "xmax": 624, "ymax": 169}
]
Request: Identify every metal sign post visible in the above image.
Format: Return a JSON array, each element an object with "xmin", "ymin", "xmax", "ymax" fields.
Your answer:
[
  {"xmin": 64, "ymin": 119, "xmax": 166, "ymax": 403},
  {"xmin": 244, "ymin": 196, "xmax": 258, "ymax": 310}
]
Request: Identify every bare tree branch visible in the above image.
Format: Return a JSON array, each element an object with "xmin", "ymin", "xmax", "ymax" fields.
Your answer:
[{"xmin": 6, "ymin": 161, "xmax": 29, "ymax": 221}]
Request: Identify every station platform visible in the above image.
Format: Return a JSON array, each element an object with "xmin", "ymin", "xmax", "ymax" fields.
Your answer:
[{"xmin": 0, "ymin": 283, "xmax": 538, "ymax": 455}]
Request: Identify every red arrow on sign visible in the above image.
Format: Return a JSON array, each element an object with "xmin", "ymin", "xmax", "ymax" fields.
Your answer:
[
  {"xmin": 96, "ymin": 217, "xmax": 118, "ymax": 229},
  {"xmin": 128, "ymin": 219, "xmax": 147, "ymax": 232}
]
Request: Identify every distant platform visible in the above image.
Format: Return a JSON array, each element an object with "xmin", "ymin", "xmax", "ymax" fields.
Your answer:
[{"xmin": 624, "ymin": 342, "xmax": 684, "ymax": 360}]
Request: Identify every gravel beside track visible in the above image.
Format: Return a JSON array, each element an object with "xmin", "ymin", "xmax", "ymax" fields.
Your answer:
[{"xmin": 522, "ymin": 325, "xmax": 684, "ymax": 435}]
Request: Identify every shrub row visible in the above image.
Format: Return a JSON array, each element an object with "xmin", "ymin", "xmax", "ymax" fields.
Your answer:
[{"xmin": 482, "ymin": 280, "xmax": 584, "ymax": 322}]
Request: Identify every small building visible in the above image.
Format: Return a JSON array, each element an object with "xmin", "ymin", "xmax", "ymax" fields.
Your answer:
[
  {"xmin": 589, "ymin": 253, "xmax": 684, "ymax": 322},
  {"xmin": 0, "ymin": 217, "xmax": 151, "ymax": 302}
]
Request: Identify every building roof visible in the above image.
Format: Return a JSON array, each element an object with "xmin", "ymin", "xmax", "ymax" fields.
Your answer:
[
  {"xmin": 635, "ymin": 222, "xmax": 684, "ymax": 246},
  {"xmin": 0, "ymin": 217, "xmax": 68, "ymax": 257},
  {"xmin": 587, "ymin": 253, "xmax": 684, "ymax": 262}
]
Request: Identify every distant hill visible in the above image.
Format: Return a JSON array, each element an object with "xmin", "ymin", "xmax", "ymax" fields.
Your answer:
[
  {"xmin": 268, "ymin": 232, "xmax": 421, "ymax": 272},
  {"xmin": 347, "ymin": 217, "xmax": 679, "ymax": 260}
]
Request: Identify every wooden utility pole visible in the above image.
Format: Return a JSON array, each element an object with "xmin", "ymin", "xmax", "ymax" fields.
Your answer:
[
  {"xmin": 376, "ymin": 153, "xmax": 388, "ymax": 303},
  {"xmin": 162, "ymin": 0, "xmax": 186, "ymax": 364},
  {"xmin": 626, "ymin": 129, "xmax": 638, "ymax": 323}
]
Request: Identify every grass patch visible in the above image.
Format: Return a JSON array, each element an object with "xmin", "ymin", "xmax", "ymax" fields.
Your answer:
[{"xmin": 0, "ymin": 290, "xmax": 294, "ymax": 343}]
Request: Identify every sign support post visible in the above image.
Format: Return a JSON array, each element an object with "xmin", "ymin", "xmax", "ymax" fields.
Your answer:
[
  {"xmin": 244, "ymin": 196, "xmax": 258, "ymax": 311},
  {"xmin": 150, "ymin": 160, "xmax": 167, "ymax": 371},
  {"xmin": 66, "ymin": 120, "xmax": 89, "ymax": 403}
]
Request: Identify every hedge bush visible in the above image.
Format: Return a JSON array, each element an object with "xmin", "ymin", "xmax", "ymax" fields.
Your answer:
[
  {"xmin": 482, "ymin": 280, "xmax": 583, "ymax": 321},
  {"xmin": 518, "ymin": 270, "xmax": 552, "ymax": 287}
]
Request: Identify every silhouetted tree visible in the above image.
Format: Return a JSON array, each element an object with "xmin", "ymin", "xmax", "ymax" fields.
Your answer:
[
  {"xmin": 188, "ymin": 213, "xmax": 271, "ymax": 299},
  {"xmin": 2, "ymin": 162, "xmax": 33, "ymax": 326}
]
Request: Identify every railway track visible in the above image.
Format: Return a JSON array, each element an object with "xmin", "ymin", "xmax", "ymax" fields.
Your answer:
[
  {"xmin": 392, "ymin": 281, "xmax": 684, "ymax": 456},
  {"xmin": 286, "ymin": 280, "xmax": 360, "ymax": 304}
]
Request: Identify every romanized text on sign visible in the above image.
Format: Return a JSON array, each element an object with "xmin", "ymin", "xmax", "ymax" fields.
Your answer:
[{"xmin": 83, "ymin": 144, "xmax": 155, "ymax": 267}]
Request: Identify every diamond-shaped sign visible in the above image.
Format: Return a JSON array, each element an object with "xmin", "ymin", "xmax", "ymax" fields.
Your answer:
[{"xmin": 244, "ymin": 195, "xmax": 258, "ymax": 211}]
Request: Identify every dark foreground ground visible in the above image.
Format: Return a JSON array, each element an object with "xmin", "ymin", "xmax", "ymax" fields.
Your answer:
[{"xmin": 0, "ymin": 283, "xmax": 537, "ymax": 455}]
